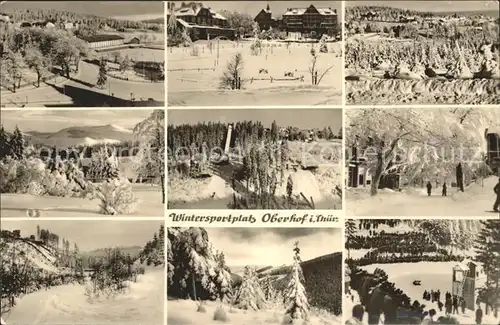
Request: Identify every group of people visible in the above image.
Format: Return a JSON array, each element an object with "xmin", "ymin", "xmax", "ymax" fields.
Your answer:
[
  {"xmin": 426, "ymin": 181, "xmax": 448, "ymax": 197},
  {"xmin": 427, "ymin": 177, "xmax": 500, "ymax": 213},
  {"xmin": 423, "ymin": 290, "xmax": 468, "ymax": 315}
]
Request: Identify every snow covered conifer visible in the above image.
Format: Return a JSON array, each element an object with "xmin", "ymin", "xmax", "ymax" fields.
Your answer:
[
  {"xmin": 234, "ymin": 265, "xmax": 266, "ymax": 310},
  {"xmin": 283, "ymin": 241, "xmax": 309, "ymax": 321},
  {"xmin": 214, "ymin": 250, "xmax": 233, "ymax": 302}
]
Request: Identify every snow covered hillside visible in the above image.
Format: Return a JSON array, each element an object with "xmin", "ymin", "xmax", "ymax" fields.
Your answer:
[{"xmin": 0, "ymin": 232, "xmax": 59, "ymax": 274}]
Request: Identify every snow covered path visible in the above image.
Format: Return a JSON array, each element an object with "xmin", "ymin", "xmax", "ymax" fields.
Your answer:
[
  {"xmin": 345, "ymin": 262, "xmax": 500, "ymax": 325},
  {"xmin": 2, "ymin": 269, "xmax": 164, "ymax": 325},
  {"xmin": 347, "ymin": 177, "xmax": 500, "ymax": 217}
]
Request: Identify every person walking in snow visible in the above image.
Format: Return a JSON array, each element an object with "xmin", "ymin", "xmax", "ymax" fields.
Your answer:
[
  {"xmin": 494, "ymin": 178, "xmax": 500, "ymax": 212},
  {"xmin": 427, "ymin": 181, "xmax": 432, "ymax": 196},
  {"xmin": 453, "ymin": 296, "xmax": 459, "ymax": 314},
  {"xmin": 346, "ymin": 304, "xmax": 364, "ymax": 325},
  {"xmin": 442, "ymin": 183, "xmax": 447, "ymax": 196},
  {"xmin": 476, "ymin": 305, "xmax": 483, "ymax": 324},
  {"xmin": 461, "ymin": 297, "xmax": 466, "ymax": 314}
]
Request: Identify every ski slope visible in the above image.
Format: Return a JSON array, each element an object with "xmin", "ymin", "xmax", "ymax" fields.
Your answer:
[
  {"xmin": 347, "ymin": 176, "xmax": 500, "ymax": 217},
  {"xmin": 345, "ymin": 262, "xmax": 500, "ymax": 325},
  {"xmin": 2, "ymin": 268, "xmax": 164, "ymax": 325}
]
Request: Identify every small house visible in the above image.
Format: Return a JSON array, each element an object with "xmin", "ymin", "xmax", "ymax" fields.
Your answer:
[{"xmin": 128, "ymin": 36, "xmax": 140, "ymax": 44}]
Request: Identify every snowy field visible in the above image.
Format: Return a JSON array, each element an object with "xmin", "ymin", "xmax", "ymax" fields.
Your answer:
[
  {"xmin": 167, "ymin": 299, "xmax": 341, "ymax": 325},
  {"xmin": 345, "ymin": 262, "xmax": 500, "ymax": 325},
  {"xmin": 167, "ymin": 40, "xmax": 342, "ymax": 106},
  {"xmin": 2, "ymin": 268, "xmax": 164, "ymax": 325},
  {"xmin": 346, "ymin": 176, "xmax": 500, "ymax": 217},
  {"xmin": 0, "ymin": 184, "xmax": 163, "ymax": 217}
]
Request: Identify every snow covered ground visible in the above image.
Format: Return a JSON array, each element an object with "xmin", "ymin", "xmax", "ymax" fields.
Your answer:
[
  {"xmin": 2, "ymin": 268, "xmax": 164, "ymax": 325},
  {"xmin": 167, "ymin": 299, "xmax": 341, "ymax": 325},
  {"xmin": 347, "ymin": 176, "xmax": 500, "ymax": 217},
  {"xmin": 345, "ymin": 262, "xmax": 500, "ymax": 325},
  {"xmin": 0, "ymin": 184, "xmax": 163, "ymax": 217}
]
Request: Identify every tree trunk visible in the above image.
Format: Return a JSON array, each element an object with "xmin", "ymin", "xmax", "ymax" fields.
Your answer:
[
  {"xmin": 191, "ymin": 273, "xmax": 197, "ymax": 301},
  {"xmin": 37, "ymin": 73, "xmax": 41, "ymax": 87},
  {"xmin": 161, "ymin": 175, "xmax": 165, "ymax": 203},
  {"xmin": 371, "ymin": 152, "xmax": 384, "ymax": 196}
]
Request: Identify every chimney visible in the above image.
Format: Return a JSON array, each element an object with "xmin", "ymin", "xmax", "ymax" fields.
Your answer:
[{"xmin": 334, "ymin": 9, "xmax": 337, "ymax": 14}]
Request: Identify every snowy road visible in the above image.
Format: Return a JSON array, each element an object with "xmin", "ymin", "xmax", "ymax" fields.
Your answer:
[
  {"xmin": 2, "ymin": 269, "xmax": 164, "ymax": 325},
  {"xmin": 347, "ymin": 176, "xmax": 500, "ymax": 217}
]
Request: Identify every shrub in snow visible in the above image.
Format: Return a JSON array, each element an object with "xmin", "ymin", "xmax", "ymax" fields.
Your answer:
[
  {"xmin": 234, "ymin": 266, "xmax": 267, "ymax": 310},
  {"xmin": 213, "ymin": 305, "xmax": 229, "ymax": 322},
  {"xmin": 283, "ymin": 242, "xmax": 309, "ymax": 321},
  {"xmin": 99, "ymin": 177, "xmax": 138, "ymax": 215},
  {"xmin": 196, "ymin": 300, "xmax": 207, "ymax": 313}
]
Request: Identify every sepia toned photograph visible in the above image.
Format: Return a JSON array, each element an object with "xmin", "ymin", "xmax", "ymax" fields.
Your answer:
[
  {"xmin": 0, "ymin": 1, "xmax": 164, "ymax": 108},
  {"xmin": 345, "ymin": 219, "xmax": 500, "ymax": 325},
  {"xmin": 344, "ymin": 0, "xmax": 499, "ymax": 105},
  {"xmin": 167, "ymin": 227, "xmax": 342, "ymax": 325},
  {"xmin": 0, "ymin": 219, "xmax": 164, "ymax": 325},
  {"xmin": 0, "ymin": 109, "xmax": 165, "ymax": 217},
  {"xmin": 345, "ymin": 107, "xmax": 500, "ymax": 217},
  {"xmin": 167, "ymin": 1, "xmax": 343, "ymax": 106},
  {"xmin": 167, "ymin": 108, "xmax": 343, "ymax": 210}
]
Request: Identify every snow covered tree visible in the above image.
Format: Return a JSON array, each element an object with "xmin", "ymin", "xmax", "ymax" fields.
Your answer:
[
  {"xmin": 283, "ymin": 241, "xmax": 309, "ymax": 322},
  {"xmin": 168, "ymin": 228, "xmax": 217, "ymax": 300},
  {"xmin": 133, "ymin": 110, "xmax": 165, "ymax": 203},
  {"xmin": 214, "ymin": 250, "xmax": 233, "ymax": 302},
  {"xmin": 0, "ymin": 126, "xmax": 10, "ymax": 161},
  {"xmin": 9, "ymin": 126, "xmax": 25, "ymax": 160},
  {"xmin": 234, "ymin": 265, "xmax": 266, "ymax": 310},
  {"xmin": 96, "ymin": 58, "xmax": 107, "ymax": 89},
  {"xmin": 474, "ymin": 220, "xmax": 500, "ymax": 316}
]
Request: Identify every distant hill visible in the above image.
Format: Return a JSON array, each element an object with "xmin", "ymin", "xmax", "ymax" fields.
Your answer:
[
  {"xmin": 232, "ymin": 252, "xmax": 343, "ymax": 315},
  {"xmin": 0, "ymin": 1, "xmax": 164, "ymax": 18},
  {"xmin": 22, "ymin": 124, "xmax": 135, "ymax": 147},
  {"xmin": 78, "ymin": 245, "xmax": 142, "ymax": 261}
]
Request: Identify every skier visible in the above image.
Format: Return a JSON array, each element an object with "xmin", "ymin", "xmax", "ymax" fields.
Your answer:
[
  {"xmin": 426, "ymin": 181, "xmax": 432, "ymax": 196},
  {"xmin": 442, "ymin": 183, "xmax": 447, "ymax": 196},
  {"xmin": 494, "ymin": 177, "xmax": 500, "ymax": 212}
]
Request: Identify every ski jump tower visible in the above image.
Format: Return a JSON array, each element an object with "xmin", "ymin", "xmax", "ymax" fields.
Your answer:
[
  {"xmin": 452, "ymin": 259, "xmax": 486, "ymax": 311},
  {"xmin": 225, "ymin": 124, "xmax": 232, "ymax": 154}
]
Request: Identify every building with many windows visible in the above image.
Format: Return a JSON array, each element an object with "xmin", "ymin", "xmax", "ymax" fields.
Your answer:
[
  {"xmin": 80, "ymin": 34, "xmax": 125, "ymax": 49},
  {"xmin": 255, "ymin": 4, "xmax": 338, "ymax": 39},
  {"xmin": 167, "ymin": 4, "xmax": 236, "ymax": 41}
]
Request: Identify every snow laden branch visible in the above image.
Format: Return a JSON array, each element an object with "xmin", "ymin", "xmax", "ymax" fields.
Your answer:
[
  {"xmin": 346, "ymin": 107, "xmax": 500, "ymax": 195},
  {"xmin": 283, "ymin": 241, "xmax": 310, "ymax": 323},
  {"xmin": 133, "ymin": 110, "xmax": 165, "ymax": 203}
]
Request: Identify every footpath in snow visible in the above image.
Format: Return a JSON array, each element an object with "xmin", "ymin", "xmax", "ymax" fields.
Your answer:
[
  {"xmin": 347, "ymin": 176, "xmax": 500, "ymax": 217},
  {"xmin": 2, "ymin": 268, "xmax": 164, "ymax": 325}
]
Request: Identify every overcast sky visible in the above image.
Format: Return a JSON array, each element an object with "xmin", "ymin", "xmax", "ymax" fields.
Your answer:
[
  {"xmin": 206, "ymin": 227, "xmax": 342, "ymax": 268},
  {"xmin": 168, "ymin": 109, "xmax": 343, "ymax": 131},
  {"xmin": 345, "ymin": 1, "xmax": 498, "ymax": 12},
  {"xmin": 170, "ymin": 1, "xmax": 342, "ymax": 18},
  {"xmin": 0, "ymin": 220, "xmax": 163, "ymax": 252},
  {"xmin": 0, "ymin": 109, "xmax": 153, "ymax": 133}
]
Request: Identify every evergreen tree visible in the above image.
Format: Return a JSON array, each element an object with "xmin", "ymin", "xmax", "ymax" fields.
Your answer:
[
  {"xmin": 234, "ymin": 265, "xmax": 266, "ymax": 310},
  {"xmin": 270, "ymin": 120, "xmax": 279, "ymax": 143},
  {"xmin": 283, "ymin": 241, "xmax": 309, "ymax": 321},
  {"xmin": 214, "ymin": 250, "xmax": 233, "ymax": 302},
  {"xmin": 9, "ymin": 126, "xmax": 25, "ymax": 159},
  {"xmin": 96, "ymin": 58, "xmax": 107, "ymax": 88},
  {"xmin": 474, "ymin": 220, "xmax": 500, "ymax": 316},
  {"xmin": 0, "ymin": 126, "xmax": 10, "ymax": 160}
]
